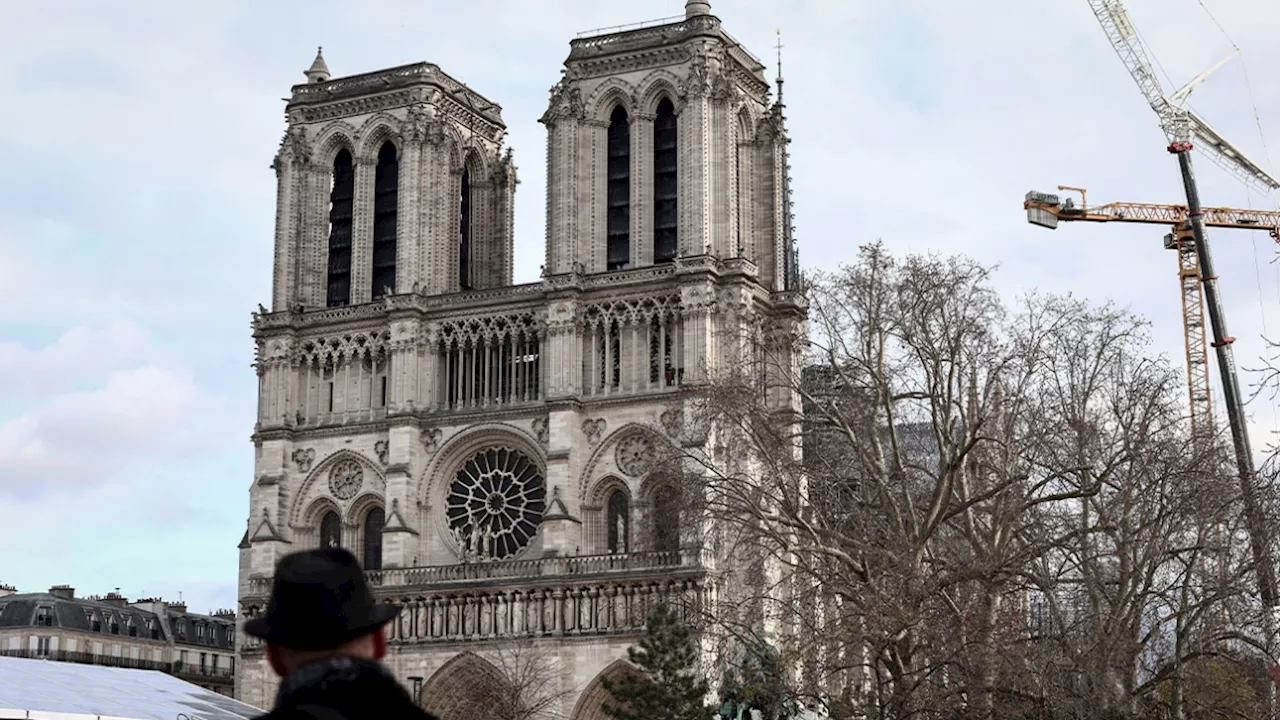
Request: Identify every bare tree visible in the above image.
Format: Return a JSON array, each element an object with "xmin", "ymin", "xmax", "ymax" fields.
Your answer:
[
  {"xmin": 491, "ymin": 639, "xmax": 577, "ymax": 720},
  {"xmin": 677, "ymin": 244, "xmax": 1261, "ymax": 720}
]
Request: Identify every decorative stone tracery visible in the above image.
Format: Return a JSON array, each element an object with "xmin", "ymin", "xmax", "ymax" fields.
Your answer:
[
  {"xmin": 445, "ymin": 446, "xmax": 547, "ymax": 561},
  {"xmin": 328, "ymin": 459, "xmax": 365, "ymax": 500}
]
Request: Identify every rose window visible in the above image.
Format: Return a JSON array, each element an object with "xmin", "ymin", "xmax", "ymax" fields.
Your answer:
[{"xmin": 446, "ymin": 447, "xmax": 546, "ymax": 560}]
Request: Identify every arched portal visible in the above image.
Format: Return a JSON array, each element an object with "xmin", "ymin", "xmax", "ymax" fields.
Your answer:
[
  {"xmin": 421, "ymin": 652, "xmax": 510, "ymax": 720},
  {"xmin": 570, "ymin": 659, "xmax": 643, "ymax": 720}
]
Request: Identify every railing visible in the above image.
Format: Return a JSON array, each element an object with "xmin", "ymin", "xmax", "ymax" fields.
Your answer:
[
  {"xmin": 576, "ymin": 14, "xmax": 684, "ymax": 38},
  {"xmin": 245, "ymin": 548, "xmax": 709, "ymax": 596},
  {"xmin": 172, "ymin": 662, "xmax": 235, "ymax": 681},
  {"xmin": 0, "ymin": 648, "xmax": 168, "ymax": 673},
  {"xmin": 0, "ymin": 649, "xmax": 236, "ymax": 682}
]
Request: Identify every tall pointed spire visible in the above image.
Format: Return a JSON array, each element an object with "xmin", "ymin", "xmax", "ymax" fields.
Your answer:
[
  {"xmin": 775, "ymin": 29, "xmax": 800, "ymax": 291},
  {"xmin": 685, "ymin": 0, "xmax": 712, "ymax": 18},
  {"xmin": 774, "ymin": 28, "xmax": 785, "ymax": 105},
  {"xmin": 305, "ymin": 46, "xmax": 331, "ymax": 84}
]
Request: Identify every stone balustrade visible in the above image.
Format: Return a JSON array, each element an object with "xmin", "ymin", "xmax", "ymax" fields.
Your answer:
[
  {"xmin": 239, "ymin": 549, "xmax": 714, "ymax": 652},
  {"xmin": 244, "ymin": 549, "xmax": 710, "ymax": 597}
]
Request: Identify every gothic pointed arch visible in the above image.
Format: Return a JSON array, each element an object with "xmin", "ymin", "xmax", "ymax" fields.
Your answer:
[
  {"xmin": 421, "ymin": 652, "xmax": 510, "ymax": 720},
  {"xmin": 636, "ymin": 69, "xmax": 683, "ymax": 114},
  {"xmin": 586, "ymin": 78, "xmax": 637, "ymax": 122},
  {"xmin": 577, "ymin": 422, "xmax": 669, "ymax": 499},
  {"xmin": 569, "ymin": 659, "xmax": 643, "ymax": 720},
  {"xmin": 653, "ymin": 96, "xmax": 678, "ymax": 264},
  {"xmin": 289, "ymin": 449, "xmax": 386, "ymax": 525},
  {"xmin": 361, "ymin": 505, "xmax": 385, "ymax": 570},
  {"xmin": 313, "ymin": 122, "xmax": 358, "ymax": 166},
  {"xmin": 585, "ymin": 475, "xmax": 632, "ymax": 555},
  {"xmin": 326, "ymin": 147, "xmax": 355, "ymax": 307},
  {"xmin": 319, "ymin": 509, "xmax": 342, "ymax": 549},
  {"xmin": 371, "ymin": 139, "xmax": 399, "ymax": 298},
  {"xmin": 736, "ymin": 105, "xmax": 756, "ymax": 140},
  {"xmin": 650, "ymin": 479, "xmax": 682, "ymax": 553},
  {"xmin": 354, "ymin": 113, "xmax": 402, "ymax": 160},
  {"xmin": 458, "ymin": 149, "xmax": 486, "ymax": 291},
  {"xmin": 606, "ymin": 104, "xmax": 631, "ymax": 271}
]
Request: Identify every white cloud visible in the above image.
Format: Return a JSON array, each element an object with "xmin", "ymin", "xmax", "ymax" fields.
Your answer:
[{"xmin": 0, "ymin": 363, "xmax": 218, "ymax": 495}]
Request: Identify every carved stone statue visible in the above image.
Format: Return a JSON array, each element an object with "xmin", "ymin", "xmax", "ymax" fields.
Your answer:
[{"xmin": 616, "ymin": 515, "xmax": 628, "ymax": 554}]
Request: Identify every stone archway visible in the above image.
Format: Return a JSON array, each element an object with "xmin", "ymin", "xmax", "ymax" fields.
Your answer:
[
  {"xmin": 421, "ymin": 651, "xmax": 509, "ymax": 720},
  {"xmin": 570, "ymin": 659, "xmax": 642, "ymax": 720}
]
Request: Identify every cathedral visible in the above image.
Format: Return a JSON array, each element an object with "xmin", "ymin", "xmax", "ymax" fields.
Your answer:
[{"xmin": 237, "ymin": 0, "xmax": 804, "ymax": 715}]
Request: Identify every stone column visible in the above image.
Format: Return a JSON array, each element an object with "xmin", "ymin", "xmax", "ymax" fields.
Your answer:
[
  {"xmin": 735, "ymin": 138, "xmax": 755, "ymax": 261},
  {"xmin": 677, "ymin": 95, "xmax": 711, "ymax": 258},
  {"xmin": 381, "ymin": 420, "xmax": 420, "ymax": 568},
  {"xmin": 679, "ymin": 281, "xmax": 717, "ymax": 385},
  {"xmin": 543, "ymin": 297, "xmax": 581, "ymax": 399},
  {"xmin": 396, "ymin": 129, "xmax": 422, "ymax": 293},
  {"xmin": 247, "ymin": 439, "xmax": 293, "ymax": 575},
  {"xmin": 301, "ymin": 161, "xmax": 330, "ymax": 308},
  {"xmin": 494, "ymin": 151, "xmax": 517, "ymax": 285},
  {"xmin": 709, "ymin": 99, "xmax": 734, "ymax": 259},
  {"xmin": 631, "ymin": 113, "xmax": 655, "ymax": 267},
  {"xmin": 271, "ymin": 135, "xmax": 299, "ymax": 311},
  {"xmin": 583, "ymin": 118, "xmax": 609, "ymax": 273},
  {"xmin": 351, "ymin": 157, "xmax": 376, "ymax": 303},
  {"xmin": 542, "ymin": 93, "xmax": 583, "ymax": 275}
]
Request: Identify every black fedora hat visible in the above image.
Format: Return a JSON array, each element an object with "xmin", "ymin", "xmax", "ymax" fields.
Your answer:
[{"xmin": 243, "ymin": 548, "xmax": 400, "ymax": 650}]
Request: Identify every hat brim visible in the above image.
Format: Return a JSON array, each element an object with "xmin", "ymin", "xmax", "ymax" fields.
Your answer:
[{"xmin": 243, "ymin": 602, "xmax": 401, "ymax": 650}]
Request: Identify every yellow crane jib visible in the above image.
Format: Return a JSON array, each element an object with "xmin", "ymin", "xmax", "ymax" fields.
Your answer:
[{"xmin": 1022, "ymin": 185, "xmax": 1280, "ymax": 445}]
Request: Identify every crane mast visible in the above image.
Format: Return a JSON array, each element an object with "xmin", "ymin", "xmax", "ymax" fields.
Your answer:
[
  {"xmin": 1025, "ymin": 190, "xmax": 1280, "ymax": 440},
  {"xmin": 1084, "ymin": 0, "xmax": 1280, "ymax": 626}
]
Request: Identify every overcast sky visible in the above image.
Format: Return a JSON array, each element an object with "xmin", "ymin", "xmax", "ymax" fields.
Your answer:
[{"xmin": 2, "ymin": 0, "xmax": 1279, "ymax": 614}]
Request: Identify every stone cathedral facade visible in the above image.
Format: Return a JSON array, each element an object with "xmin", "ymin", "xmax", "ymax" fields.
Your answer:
[{"xmin": 237, "ymin": 0, "xmax": 804, "ymax": 715}]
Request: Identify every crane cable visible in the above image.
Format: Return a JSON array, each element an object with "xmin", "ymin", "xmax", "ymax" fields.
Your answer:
[{"xmin": 1194, "ymin": 0, "xmax": 1280, "ymax": 426}]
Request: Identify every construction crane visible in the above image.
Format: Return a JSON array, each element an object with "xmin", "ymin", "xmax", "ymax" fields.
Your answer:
[
  {"xmin": 1024, "ymin": 187, "xmax": 1280, "ymax": 440},
  {"xmin": 1080, "ymin": 0, "xmax": 1280, "ymax": 639}
]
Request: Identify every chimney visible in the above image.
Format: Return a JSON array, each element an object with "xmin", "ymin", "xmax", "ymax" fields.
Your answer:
[
  {"xmin": 0, "ymin": 584, "xmax": 15, "ymax": 598},
  {"xmin": 169, "ymin": 601, "xmax": 187, "ymax": 613},
  {"xmin": 49, "ymin": 585, "xmax": 75, "ymax": 600},
  {"xmin": 102, "ymin": 591, "xmax": 128, "ymax": 608},
  {"xmin": 212, "ymin": 609, "xmax": 236, "ymax": 620}
]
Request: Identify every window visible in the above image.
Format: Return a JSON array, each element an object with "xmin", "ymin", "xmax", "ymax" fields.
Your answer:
[
  {"xmin": 36, "ymin": 636, "xmax": 51, "ymax": 655},
  {"xmin": 606, "ymin": 106, "xmax": 631, "ymax": 270},
  {"xmin": 653, "ymin": 485, "xmax": 681, "ymax": 553},
  {"xmin": 145, "ymin": 617, "xmax": 159, "ymax": 640},
  {"xmin": 200, "ymin": 652, "xmax": 207, "ymax": 672},
  {"xmin": 363, "ymin": 506, "xmax": 385, "ymax": 571},
  {"xmin": 109, "ymin": 616, "xmax": 119, "ymax": 634},
  {"xmin": 653, "ymin": 97, "xmax": 678, "ymax": 264},
  {"xmin": 35, "ymin": 607, "xmax": 52, "ymax": 627},
  {"xmin": 459, "ymin": 165, "xmax": 472, "ymax": 290},
  {"xmin": 371, "ymin": 141, "xmax": 399, "ymax": 299},
  {"xmin": 379, "ymin": 376, "xmax": 388, "ymax": 407},
  {"xmin": 326, "ymin": 149, "xmax": 354, "ymax": 307},
  {"xmin": 596, "ymin": 321, "xmax": 621, "ymax": 390},
  {"xmin": 196, "ymin": 623, "xmax": 205, "ymax": 641},
  {"xmin": 87, "ymin": 610, "xmax": 101, "ymax": 632},
  {"xmin": 176, "ymin": 620, "xmax": 187, "ymax": 641},
  {"xmin": 320, "ymin": 511, "xmax": 342, "ymax": 549},
  {"xmin": 607, "ymin": 490, "xmax": 630, "ymax": 554}
]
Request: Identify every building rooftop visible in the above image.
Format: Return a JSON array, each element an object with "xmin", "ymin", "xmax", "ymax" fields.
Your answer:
[{"xmin": 0, "ymin": 655, "xmax": 261, "ymax": 720}]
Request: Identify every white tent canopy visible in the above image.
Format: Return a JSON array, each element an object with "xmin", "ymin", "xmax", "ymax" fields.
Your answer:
[{"xmin": 0, "ymin": 656, "xmax": 262, "ymax": 720}]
